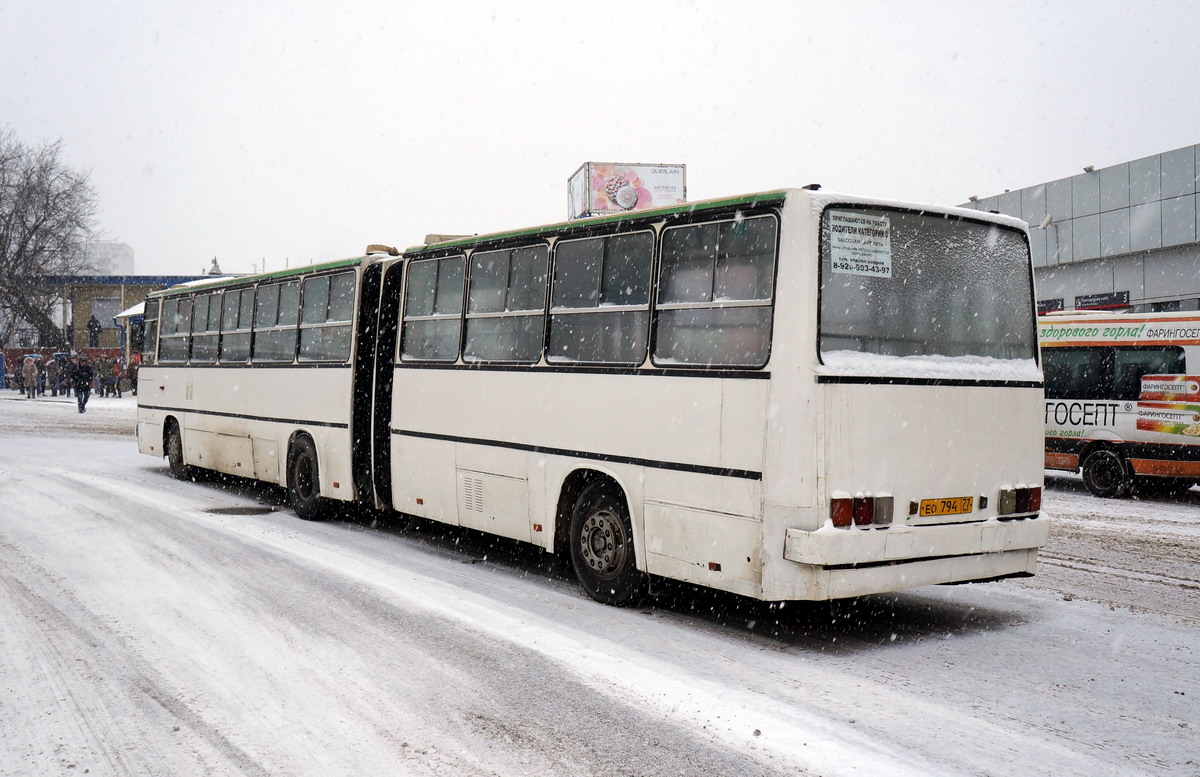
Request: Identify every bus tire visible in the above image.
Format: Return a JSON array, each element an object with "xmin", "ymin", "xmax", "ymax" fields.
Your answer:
[
  {"xmin": 287, "ymin": 437, "xmax": 329, "ymax": 521},
  {"xmin": 569, "ymin": 480, "xmax": 647, "ymax": 606},
  {"xmin": 165, "ymin": 422, "xmax": 192, "ymax": 480},
  {"xmin": 1081, "ymin": 449, "xmax": 1130, "ymax": 498}
]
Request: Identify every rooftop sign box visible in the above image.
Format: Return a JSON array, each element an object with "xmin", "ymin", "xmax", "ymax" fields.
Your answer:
[{"xmin": 568, "ymin": 162, "xmax": 686, "ymax": 220}]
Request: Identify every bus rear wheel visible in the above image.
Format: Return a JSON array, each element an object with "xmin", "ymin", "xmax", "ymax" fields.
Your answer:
[
  {"xmin": 569, "ymin": 481, "xmax": 647, "ymax": 606},
  {"xmin": 165, "ymin": 422, "xmax": 191, "ymax": 480},
  {"xmin": 1081, "ymin": 449, "xmax": 1130, "ymax": 498},
  {"xmin": 287, "ymin": 437, "xmax": 328, "ymax": 521}
]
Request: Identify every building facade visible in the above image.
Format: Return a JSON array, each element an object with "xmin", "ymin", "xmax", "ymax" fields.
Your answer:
[
  {"xmin": 83, "ymin": 241, "xmax": 136, "ymax": 275},
  {"xmin": 962, "ymin": 143, "xmax": 1200, "ymax": 313}
]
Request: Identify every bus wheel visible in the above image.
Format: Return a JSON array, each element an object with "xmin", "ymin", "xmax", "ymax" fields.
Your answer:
[
  {"xmin": 1081, "ymin": 449, "xmax": 1130, "ymax": 498},
  {"xmin": 165, "ymin": 422, "xmax": 190, "ymax": 480},
  {"xmin": 287, "ymin": 437, "xmax": 328, "ymax": 521},
  {"xmin": 569, "ymin": 481, "xmax": 647, "ymax": 606}
]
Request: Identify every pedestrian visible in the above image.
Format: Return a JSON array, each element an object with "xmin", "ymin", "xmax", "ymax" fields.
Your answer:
[
  {"xmin": 128, "ymin": 356, "xmax": 140, "ymax": 397},
  {"xmin": 74, "ymin": 356, "xmax": 95, "ymax": 413},
  {"xmin": 36, "ymin": 358, "xmax": 46, "ymax": 396},
  {"xmin": 87, "ymin": 315, "xmax": 102, "ymax": 347},
  {"xmin": 96, "ymin": 358, "xmax": 110, "ymax": 397},
  {"xmin": 22, "ymin": 357, "xmax": 37, "ymax": 399},
  {"xmin": 63, "ymin": 356, "xmax": 77, "ymax": 398},
  {"xmin": 45, "ymin": 357, "xmax": 61, "ymax": 397},
  {"xmin": 111, "ymin": 359, "xmax": 123, "ymax": 398}
]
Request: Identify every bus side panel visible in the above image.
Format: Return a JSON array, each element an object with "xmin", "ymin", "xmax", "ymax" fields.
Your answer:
[{"xmin": 391, "ymin": 436, "xmax": 460, "ymax": 526}]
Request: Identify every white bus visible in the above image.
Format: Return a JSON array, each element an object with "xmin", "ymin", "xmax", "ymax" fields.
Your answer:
[
  {"xmin": 1040, "ymin": 311, "xmax": 1200, "ymax": 497},
  {"xmin": 137, "ymin": 188, "xmax": 1049, "ymax": 605}
]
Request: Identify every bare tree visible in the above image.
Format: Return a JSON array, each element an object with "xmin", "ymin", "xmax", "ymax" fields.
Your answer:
[{"xmin": 0, "ymin": 128, "xmax": 97, "ymax": 348}]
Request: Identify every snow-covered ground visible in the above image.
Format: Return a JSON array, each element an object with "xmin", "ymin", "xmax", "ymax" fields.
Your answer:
[{"xmin": 0, "ymin": 392, "xmax": 1196, "ymax": 776}]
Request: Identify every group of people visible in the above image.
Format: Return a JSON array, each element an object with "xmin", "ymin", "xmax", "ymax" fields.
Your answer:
[{"xmin": 15, "ymin": 354, "xmax": 140, "ymax": 413}]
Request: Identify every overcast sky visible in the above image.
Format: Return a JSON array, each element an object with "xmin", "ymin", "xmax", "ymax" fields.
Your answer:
[{"xmin": 4, "ymin": 1, "xmax": 1199, "ymax": 276}]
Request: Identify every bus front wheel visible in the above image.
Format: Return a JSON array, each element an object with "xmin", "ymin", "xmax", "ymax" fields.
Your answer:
[
  {"xmin": 287, "ymin": 437, "xmax": 328, "ymax": 521},
  {"xmin": 1081, "ymin": 449, "xmax": 1130, "ymax": 498},
  {"xmin": 569, "ymin": 481, "xmax": 647, "ymax": 606}
]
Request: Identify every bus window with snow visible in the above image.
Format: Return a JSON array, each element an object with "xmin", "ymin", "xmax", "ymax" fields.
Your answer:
[{"xmin": 819, "ymin": 207, "xmax": 1038, "ymax": 379}]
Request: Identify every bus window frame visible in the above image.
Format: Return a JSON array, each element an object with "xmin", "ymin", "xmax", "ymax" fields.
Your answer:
[
  {"xmin": 547, "ymin": 229, "xmax": 655, "ymax": 367},
  {"xmin": 399, "ymin": 254, "xmax": 467, "ymax": 363},
  {"xmin": 463, "ymin": 243, "xmax": 549, "ymax": 365},
  {"xmin": 297, "ymin": 269, "xmax": 357, "ymax": 364},
  {"xmin": 650, "ymin": 211, "xmax": 779, "ymax": 370}
]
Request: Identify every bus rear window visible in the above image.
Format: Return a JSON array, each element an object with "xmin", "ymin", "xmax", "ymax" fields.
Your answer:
[{"xmin": 819, "ymin": 208, "xmax": 1036, "ymax": 365}]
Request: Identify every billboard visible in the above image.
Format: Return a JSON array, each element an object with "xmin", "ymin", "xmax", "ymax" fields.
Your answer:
[{"xmin": 568, "ymin": 162, "xmax": 686, "ymax": 220}]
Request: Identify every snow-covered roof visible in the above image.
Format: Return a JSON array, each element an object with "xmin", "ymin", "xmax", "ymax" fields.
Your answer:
[{"xmin": 115, "ymin": 302, "xmax": 144, "ymax": 320}]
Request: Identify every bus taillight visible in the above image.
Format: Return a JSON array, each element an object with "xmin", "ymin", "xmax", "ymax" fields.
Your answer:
[
  {"xmin": 831, "ymin": 497, "xmax": 853, "ymax": 527},
  {"xmin": 831, "ymin": 494, "xmax": 893, "ymax": 528},
  {"xmin": 998, "ymin": 486, "xmax": 1041, "ymax": 517},
  {"xmin": 853, "ymin": 496, "xmax": 873, "ymax": 525}
]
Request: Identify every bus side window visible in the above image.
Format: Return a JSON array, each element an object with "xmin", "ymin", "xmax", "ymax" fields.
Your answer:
[
  {"xmin": 252, "ymin": 280, "xmax": 300, "ymax": 363},
  {"xmin": 547, "ymin": 232, "xmax": 652, "ymax": 365},
  {"xmin": 401, "ymin": 256, "xmax": 465, "ymax": 362},
  {"xmin": 158, "ymin": 296, "xmax": 193, "ymax": 363},
  {"xmin": 190, "ymin": 293, "xmax": 221, "ymax": 363},
  {"xmin": 463, "ymin": 245, "xmax": 547, "ymax": 364},
  {"xmin": 1112, "ymin": 347, "xmax": 1186, "ymax": 400},
  {"xmin": 220, "ymin": 288, "xmax": 252, "ymax": 363},
  {"xmin": 299, "ymin": 272, "xmax": 355, "ymax": 362},
  {"xmin": 654, "ymin": 215, "xmax": 777, "ymax": 368},
  {"xmin": 141, "ymin": 299, "xmax": 160, "ymax": 366}
]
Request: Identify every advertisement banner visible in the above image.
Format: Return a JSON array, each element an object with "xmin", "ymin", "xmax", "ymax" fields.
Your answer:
[{"xmin": 568, "ymin": 162, "xmax": 686, "ymax": 219}]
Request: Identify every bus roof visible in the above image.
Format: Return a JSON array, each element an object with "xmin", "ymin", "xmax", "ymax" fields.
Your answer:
[
  {"xmin": 407, "ymin": 189, "xmax": 792, "ymax": 253},
  {"xmin": 147, "ymin": 255, "xmax": 368, "ymax": 299},
  {"xmin": 147, "ymin": 187, "xmax": 1026, "ymax": 299}
]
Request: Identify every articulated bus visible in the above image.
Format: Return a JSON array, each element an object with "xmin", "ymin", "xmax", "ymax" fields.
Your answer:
[
  {"xmin": 137, "ymin": 188, "xmax": 1049, "ymax": 605},
  {"xmin": 1040, "ymin": 310, "xmax": 1200, "ymax": 497}
]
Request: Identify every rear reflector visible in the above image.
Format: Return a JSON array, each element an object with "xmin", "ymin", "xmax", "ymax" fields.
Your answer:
[
  {"xmin": 873, "ymin": 496, "xmax": 894, "ymax": 525},
  {"xmin": 998, "ymin": 488, "xmax": 1016, "ymax": 515}
]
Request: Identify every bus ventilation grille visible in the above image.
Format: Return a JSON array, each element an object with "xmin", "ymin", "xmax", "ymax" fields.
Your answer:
[{"xmin": 463, "ymin": 476, "xmax": 485, "ymax": 513}]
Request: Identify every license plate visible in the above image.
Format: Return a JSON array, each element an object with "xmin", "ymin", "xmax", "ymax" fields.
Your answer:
[{"xmin": 918, "ymin": 496, "xmax": 974, "ymax": 517}]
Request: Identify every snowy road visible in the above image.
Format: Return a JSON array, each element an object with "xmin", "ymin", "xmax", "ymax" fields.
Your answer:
[{"xmin": 0, "ymin": 395, "xmax": 1196, "ymax": 776}]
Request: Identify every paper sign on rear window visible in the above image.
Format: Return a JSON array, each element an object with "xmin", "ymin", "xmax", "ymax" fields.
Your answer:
[{"xmin": 829, "ymin": 210, "xmax": 893, "ymax": 278}]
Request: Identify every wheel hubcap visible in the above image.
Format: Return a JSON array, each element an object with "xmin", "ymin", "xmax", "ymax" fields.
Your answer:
[{"xmin": 580, "ymin": 508, "xmax": 625, "ymax": 579}]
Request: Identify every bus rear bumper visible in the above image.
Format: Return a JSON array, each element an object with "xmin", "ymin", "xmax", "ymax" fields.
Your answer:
[{"xmin": 781, "ymin": 516, "xmax": 1050, "ymax": 599}]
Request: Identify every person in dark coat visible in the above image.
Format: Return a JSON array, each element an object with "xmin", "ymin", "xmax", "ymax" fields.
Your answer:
[
  {"xmin": 74, "ymin": 356, "xmax": 96, "ymax": 413},
  {"xmin": 87, "ymin": 315, "xmax": 102, "ymax": 347},
  {"xmin": 62, "ymin": 356, "xmax": 77, "ymax": 398}
]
